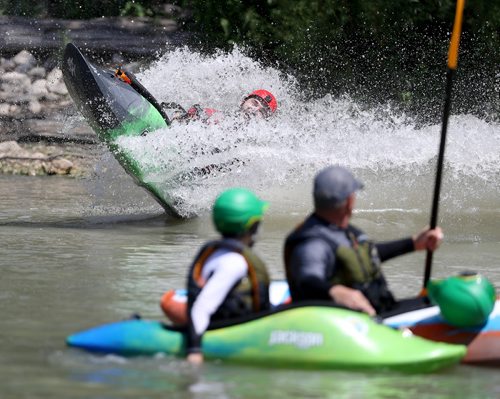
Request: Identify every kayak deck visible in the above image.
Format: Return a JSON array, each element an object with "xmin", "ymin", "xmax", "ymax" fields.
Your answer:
[{"xmin": 67, "ymin": 304, "xmax": 466, "ymax": 372}]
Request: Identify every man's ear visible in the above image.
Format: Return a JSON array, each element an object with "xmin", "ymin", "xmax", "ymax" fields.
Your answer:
[{"xmin": 346, "ymin": 194, "xmax": 356, "ymax": 214}]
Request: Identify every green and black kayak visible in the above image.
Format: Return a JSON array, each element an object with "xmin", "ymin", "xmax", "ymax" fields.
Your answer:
[
  {"xmin": 67, "ymin": 302, "xmax": 466, "ymax": 372},
  {"xmin": 62, "ymin": 43, "xmax": 182, "ymax": 217}
]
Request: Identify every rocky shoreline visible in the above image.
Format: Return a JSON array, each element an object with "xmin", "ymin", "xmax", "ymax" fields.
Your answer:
[
  {"xmin": 0, "ymin": 46, "xmax": 95, "ymax": 176},
  {"xmin": 0, "ymin": 14, "xmax": 189, "ymax": 177}
]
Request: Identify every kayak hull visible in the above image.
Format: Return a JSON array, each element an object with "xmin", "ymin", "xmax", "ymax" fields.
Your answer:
[
  {"xmin": 67, "ymin": 305, "xmax": 465, "ymax": 372},
  {"xmin": 163, "ymin": 282, "xmax": 500, "ymax": 365},
  {"xmin": 61, "ymin": 43, "xmax": 181, "ymax": 217},
  {"xmin": 384, "ymin": 298, "xmax": 500, "ymax": 365}
]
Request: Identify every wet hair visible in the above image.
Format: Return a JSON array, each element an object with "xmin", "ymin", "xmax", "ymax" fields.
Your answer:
[
  {"xmin": 314, "ymin": 197, "xmax": 348, "ymax": 212},
  {"xmin": 222, "ymin": 221, "xmax": 261, "ymax": 239}
]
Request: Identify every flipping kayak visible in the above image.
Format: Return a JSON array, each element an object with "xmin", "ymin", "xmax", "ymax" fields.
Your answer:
[
  {"xmin": 61, "ymin": 43, "xmax": 181, "ymax": 217},
  {"xmin": 67, "ymin": 303, "xmax": 466, "ymax": 372}
]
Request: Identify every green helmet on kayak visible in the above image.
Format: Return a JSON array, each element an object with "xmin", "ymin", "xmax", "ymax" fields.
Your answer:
[
  {"xmin": 427, "ymin": 272, "xmax": 496, "ymax": 327},
  {"xmin": 213, "ymin": 188, "xmax": 269, "ymax": 236}
]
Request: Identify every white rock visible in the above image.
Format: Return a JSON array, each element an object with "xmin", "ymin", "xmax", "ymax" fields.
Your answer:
[
  {"xmin": 28, "ymin": 66, "xmax": 46, "ymax": 79},
  {"xmin": 46, "ymin": 68, "xmax": 68, "ymax": 95},
  {"xmin": 48, "ymin": 81, "xmax": 68, "ymax": 96},
  {"xmin": 46, "ymin": 68, "xmax": 63, "ymax": 84},
  {"xmin": 8, "ymin": 104, "xmax": 21, "ymax": 115},
  {"xmin": 28, "ymin": 100, "xmax": 42, "ymax": 114},
  {"xmin": 44, "ymin": 92, "xmax": 60, "ymax": 101},
  {"xmin": 0, "ymin": 103, "xmax": 11, "ymax": 116},
  {"xmin": 31, "ymin": 79, "xmax": 49, "ymax": 97},
  {"xmin": 13, "ymin": 50, "xmax": 36, "ymax": 67},
  {"xmin": 1, "ymin": 81, "xmax": 31, "ymax": 103},
  {"xmin": 31, "ymin": 151, "xmax": 46, "ymax": 159},
  {"xmin": 1, "ymin": 71, "xmax": 31, "ymax": 86},
  {"xmin": 0, "ymin": 141, "xmax": 23, "ymax": 156},
  {"xmin": 2, "ymin": 59, "xmax": 16, "ymax": 72},
  {"xmin": 51, "ymin": 158, "xmax": 73, "ymax": 173}
]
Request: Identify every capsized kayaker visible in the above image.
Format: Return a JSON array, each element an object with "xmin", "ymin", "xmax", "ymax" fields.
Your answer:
[
  {"xmin": 167, "ymin": 89, "xmax": 278, "ymax": 123},
  {"xmin": 114, "ymin": 66, "xmax": 277, "ymax": 124},
  {"xmin": 185, "ymin": 188, "xmax": 271, "ymax": 364},
  {"xmin": 284, "ymin": 165, "xmax": 444, "ymax": 316},
  {"xmin": 240, "ymin": 89, "xmax": 278, "ymax": 119}
]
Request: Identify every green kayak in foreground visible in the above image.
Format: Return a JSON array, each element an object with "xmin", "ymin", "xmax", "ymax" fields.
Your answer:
[{"xmin": 67, "ymin": 303, "xmax": 466, "ymax": 372}]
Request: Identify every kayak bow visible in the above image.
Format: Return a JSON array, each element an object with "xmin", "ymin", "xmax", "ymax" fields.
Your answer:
[{"xmin": 62, "ymin": 43, "xmax": 181, "ymax": 217}]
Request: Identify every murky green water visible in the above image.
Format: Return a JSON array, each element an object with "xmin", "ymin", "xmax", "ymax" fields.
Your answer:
[
  {"xmin": 2, "ymin": 37, "xmax": 500, "ymax": 398},
  {"xmin": 1, "ymin": 170, "xmax": 499, "ymax": 398}
]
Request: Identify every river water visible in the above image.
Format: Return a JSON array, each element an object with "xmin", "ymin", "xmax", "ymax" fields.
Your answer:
[{"xmin": 1, "ymin": 47, "xmax": 500, "ymax": 398}]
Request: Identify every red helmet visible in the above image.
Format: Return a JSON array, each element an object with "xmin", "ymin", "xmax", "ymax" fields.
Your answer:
[{"xmin": 244, "ymin": 89, "xmax": 277, "ymax": 114}]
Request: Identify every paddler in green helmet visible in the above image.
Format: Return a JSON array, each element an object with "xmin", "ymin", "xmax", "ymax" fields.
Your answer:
[
  {"xmin": 186, "ymin": 188, "xmax": 271, "ymax": 364},
  {"xmin": 284, "ymin": 165, "xmax": 444, "ymax": 316}
]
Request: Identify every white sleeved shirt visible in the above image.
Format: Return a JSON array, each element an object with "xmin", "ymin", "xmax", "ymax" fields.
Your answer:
[{"xmin": 190, "ymin": 248, "xmax": 248, "ymax": 335}]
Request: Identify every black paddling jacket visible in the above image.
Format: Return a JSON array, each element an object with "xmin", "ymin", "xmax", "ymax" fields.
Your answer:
[
  {"xmin": 186, "ymin": 239, "xmax": 270, "ymax": 354},
  {"xmin": 284, "ymin": 214, "xmax": 415, "ymax": 313}
]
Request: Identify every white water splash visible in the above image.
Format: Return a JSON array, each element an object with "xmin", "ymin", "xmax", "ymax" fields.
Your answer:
[{"xmin": 110, "ymin": 47, "xmax": 499, "ymax": 218}]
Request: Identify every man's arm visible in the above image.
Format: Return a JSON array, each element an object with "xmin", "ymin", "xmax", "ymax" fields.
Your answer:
[
  {"xmin": 375, "ymin": 238, "xmax": 414, "ymax": 262},
  {"xmin": 288, "ymin": 240, "xmax": 334, "ymax": 300},
  {"xmin": 375, "ymin": 227, "xmax": 443, "ymax": 262},
  {"xmin": 289, "ymin": 239, "xmax": 375, "ymax": 315}
]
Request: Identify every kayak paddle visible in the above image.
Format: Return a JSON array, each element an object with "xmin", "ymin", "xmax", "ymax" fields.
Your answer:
[{"xmin": 422, "ymin": 0, "xmax": 466, "ymax": 291}]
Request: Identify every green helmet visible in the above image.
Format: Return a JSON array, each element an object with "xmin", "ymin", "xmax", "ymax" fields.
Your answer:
[
  {"xmin": 213, "ymin": 188, "xmax": 269, "ymax": 235},
  {"xmin": 427, "ymin": 273, "xmax": 496, "ymax": 327}
]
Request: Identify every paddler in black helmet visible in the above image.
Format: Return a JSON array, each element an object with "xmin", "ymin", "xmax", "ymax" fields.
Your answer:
[
  {"xmin": 284, "ymin": 165, "xmax": 444, "ymax": 316},
  {"xmin": 186, "ymin": 188, "xmax": 271, "ymax": 364}
]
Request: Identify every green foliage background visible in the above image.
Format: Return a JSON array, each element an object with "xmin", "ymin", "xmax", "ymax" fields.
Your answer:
[
  {"xmin": 178, "ymin": 0, "xmax": 499, "ymax": 120},
  {"xmin": 0, "ymin": 0, "xmax": 157, "ymax": 18},
  {"xmin": 1, "ymin": 0, "xmax": 498, "ymax": 119}
]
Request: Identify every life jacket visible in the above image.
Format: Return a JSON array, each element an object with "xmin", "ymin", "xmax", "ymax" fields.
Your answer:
[
  {"xmin": 284, "ymin": 215, "xmax": 395, "ymax": 313},
  {"xmin": 187, "ymin": 239, "xmax": 270, "ymax": 321},
  {"xmin": 186, "ymin": 104, "xmax": 219, "ymax": 123}
]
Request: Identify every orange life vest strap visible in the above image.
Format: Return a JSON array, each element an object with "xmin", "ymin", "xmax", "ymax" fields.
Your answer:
[
  {"xmin": 192, "ymin": 246, "xmax": 218, "ymax": 286},
  {"xmin": 115, "ymin": 68, "xmax": 132, "ymax": 85}
]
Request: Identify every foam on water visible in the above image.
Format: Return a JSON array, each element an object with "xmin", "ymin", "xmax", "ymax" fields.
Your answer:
[{"xmin": 110, "ymin": 47, "xmax": 499, "ymax": 218}]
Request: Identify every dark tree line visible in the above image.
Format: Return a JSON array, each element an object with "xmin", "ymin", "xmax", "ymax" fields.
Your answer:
[
  {"xmin": 1, "ymin": 0, "xmax": 498, "ymax": 120},
  {"xmin": 178, "ymin": 0, "xmax": 500, "ymax": 120},
  {"xmin": 0, "ymin": 0, "xmax": 159, "ymax": 18}
]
